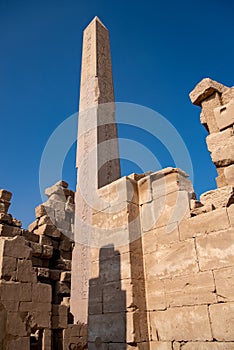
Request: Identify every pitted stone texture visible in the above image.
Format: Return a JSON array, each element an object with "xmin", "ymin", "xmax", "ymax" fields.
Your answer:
[
  {"xmin": 200, "ymin": 186, "xmax": 234, "ymax": 209},
  {"xmin": 150, "ymin": 305, "xmax": 212, "ymax": 341},
  {"xmin": 214, "ymin": 267, "xmax": 234, "ymax": 302},
  {"xmin": 189, "ymin": 78, "xmax": 228, "ymax": 106},
  {"xmin": 209, "ymin": 303, "xmax": 234, "ymax": 341}
]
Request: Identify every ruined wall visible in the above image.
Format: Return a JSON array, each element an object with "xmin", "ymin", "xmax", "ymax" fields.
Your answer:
[{"xmin": 0, "ymin": 182, "xmax": 86, "ymax": 350}]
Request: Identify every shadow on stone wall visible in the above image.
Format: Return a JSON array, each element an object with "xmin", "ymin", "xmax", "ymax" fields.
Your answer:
[{"xmin": 88, "ymin": 245, "xmax": 126, "ymax": 349}]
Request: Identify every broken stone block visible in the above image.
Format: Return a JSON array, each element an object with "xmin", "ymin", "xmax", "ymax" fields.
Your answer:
[
  {"xmin": 34, "ymin": 267, "xmax": 50, "ymax": 280},
  {"xmin": 35, "ymin": 204, "xmax": 55, "ymax": 219},
  {"xmin": 150, "ymin": 305, "xmax": 212, "ymax": 341},
  {"xmin": 12, "ymin": 218, "xmax": 22, "ymax": 227},
  {"xmin": 211, "ymin": 136, "xmax": 234, "ymax": 166},
  {"xmin": 54, "ymin": 259, "xmax": 71, "ymax": 270},
  {"xmin": 0, "ymin": 201, "xmax": 11, "ymax": 213},
  {"xmin": 22, "ymin": 229, "xmax": 39, "ymax": 242},
  {"xmin": 206, "ymin": 127, "xmax": 233, "ymax": 153},
  {"xmin": 60, "ymin": 271, "xmax": 71, "ymax": 283},
  {"xmin": 189, "ymin": 78, "xmax": 228, "ymax": 106},
  {"xmin": 200, "ymin": 186, "xmax": 234, "ymax": 208},
  {"xmin": 28, "ymin": 220, "xmax": 38, "ymax": 232},
  {"xmin": 0, "ymin": 189, "xmax": 12, "ymax": 202},
  {"xmin": 55, "ymin": 281, "xmax": 70, "ymax": 295},
  {"xmin": 6, "ymin": 311, "xmax": 28, "ymax": 336},
  {"xmin": 2, "ymin": 236, "xmax": 31, "ymax": 259},
  {"xmin": 38, "ymin": 215, "xmax": 54, "ymax": 226},
  {"xmin": 29, "ymin": 242, "xmax": 42, "ymax": 257},
  {"xmin": 209, "ymin": 302, "xmax": 234, "ymax": 341},
  {"xmin": 0, "ymin": 213, "xmax": 12, "ymax": 225}
]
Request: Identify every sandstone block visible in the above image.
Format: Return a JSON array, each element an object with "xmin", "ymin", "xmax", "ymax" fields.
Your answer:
[
  {"xmin": 19, "ymin": 301, "xmax": 51, "ymax": 312},
  {"xmin": 145, "ymin": 239, "xmax": 198, "ymax": 279},
  {"xmin": 0, "ymin": 213, "xmax": 12, "ymax": 225},
  {"xmin": 214, "ymin": 99, "xmax": 234, "ymax": 130},
  {"xmin": 34, "ymin": 267, "xmax": 50, "ymax": 279},
  {"xmin": 150, "ymin": 305, "xmax": 212, "ymax": 341},
  {"xmin": 50, "ymin": 269, "xmax": 61, "ymax": 280},
  {"xmin": 6, "ymin": 337, "xmax": 30, "ymax": 350},
  {"xmin": 189, "ymin": 78, "xmax": 228, "ymax": 106},
  {"xmin": 22, "ymin": 229, "xmax": 39, "ymax": 242},
  {"xmin": 0, "ymin": 256, "xmax": 17, "ymax": 278},
  {"xmin": 145, "ymin": 278, "xmax": 166, "ymax": 311},
  {"xmin": 182, "ymin": 342, "xmax": 234, "ymax": 349},
  {"xmin": 30, "ymin": 241, "xmax": 42, "ymax": 257},
  {"xmin": 55, "ymin": 281, "xmax": 70, "ymax": 295},
  {"xmin": 224, "ymin": 164, "xmax": 234, "ymax": 186},
  {"xmin": 60, "ymin": 271, "xmax": 71, "ymax": 283},
  {"xmin": 200, "ymin": 186, "xmax": 234, "ymax": 209},
  {"xmin": 214, "ymin": 267, "xmax": 234, "ymax": 302},
  {"xmin": 29, "ymin": 311, "xmax": 51, "ymax": 328},
  {"xmin": 6, "ymin": 311, "xmax": 28, "ymax": 336},
  {"xmin": 206, "ymin": 127, "xmax": 233, "ymax": 153},
  {"xmin": 196, "ymin": 228, "xmax": 234, "ymax": 271},
  {"xmin": 28, "ymin": 220, "xmax": 38, "ymax": 232},
  {"xmin": 179, "ymin": 208, "xmax": 230, "ymax": 240},
  {"xmin": 209, "ymin": 303, "xmax": 234, "ymax": 341},
  {"xmin": 52, "ymin": 304, "xmax": 68, "ymax": 329},
  {"xmin": 211, "ymin": 137, "xmax": 234, "ymax": 166},
  {"xmin": 164, "ymin": 271, "xmax": 216, "ymax": 307},
  {"xmin": 2, "ymin": 236, "xmax": 31, "ymax": 259},
  {"xmin": 35, "ymin": 223, "xmax": 61, "ymax": 238},
  {"xmin": 149, "ymin": 342, "xmax": 172, "ymax": 350},
  {"xmin": 54, "ymin": 259, "xmax": 71, "ymax": 270},
  {"xmin": 138, "ymin": 175, "xmax": 152, "ymax": 205},
  {"xmin": 41, "ymin": 244, "xmax": 53, "ymax": 259},
  {"xmin": 32, "ymin": 283, "xmax": 52, "ymax": 303},
  {"xmin": 0, "ymin": 224, "xmax": 21, "ymax": 237},
  {"xmin": 0, "ymin": 201, "xmax": 10, "ymax": 214},
  {"xmin": 0, "ymin": 189, "xmax": 12, "ymax": 202},
  {"xmin": 38, "ymin": 215, "xmax": 53, "ymax": 226},
  {"xmin": 228, "ymin": 204, "xmax": 234, "ymax": 226},
  {"xmin": 16, "ymin": 259, "xmax": 36, "ymax": 282}
]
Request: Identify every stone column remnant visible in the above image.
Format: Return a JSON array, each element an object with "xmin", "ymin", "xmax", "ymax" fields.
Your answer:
[{"xmin": 190, "ymin": 78, "xmax": 234, "ymax": 188}]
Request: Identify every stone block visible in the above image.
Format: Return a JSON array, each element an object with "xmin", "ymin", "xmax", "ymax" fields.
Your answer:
[
  {"xmin": 0, "ymin": 213, "xmax": 12, "ymax": 225},
  {"xmin": 179, "ymin": 208, "xmax": 230, "ymax": 240},
  {"xmin": 1, "ymin": 300, "xmax": 19, "ymax": 311},
  {"xmin": 38, "ymin": 215, "xmax": 53, "ymax": 226},
  {"xmin": 32, "ymin": 283, "xmax": 52, "ymax": 303},
  {"xmin": 228, "ymin": 204, "xmax": 234, "ymax": 226},
  {"xmin": 211, "ymin": 137, "xmax": 234, "ymax": 166},
  {"xmin": 102, "ymin": 281, "xmax": 126, "ymax": 313},
  {"xmin": 214, "ymin": 267, "xmax": 234, "ymax": 302},
  {"xmin": 0, "ymin": 281, "xmax": 31, "ymax": 301},
  {"xmin": 16, "ymin": 259, "xmax": 36, "ymax": 282},
  {"xmin": 50, "ymin": 269, "xmax": 61, "ymax": 280},
  {"xmin": 206, "ymin": 127, "xmax": 233, "ymax": 153},
  {"xmin": 149, "ymin": 343, "xmax": 172, "ymax": 350},
  {"xmin": 0, "ymin": 224, "xmax": 21, "ymax": 237},
  {"xmin": 54, "ymin": 259, "xmax": 71, "ymax": 270},
  {"xmin": 32, "ymin": 257, "xmax": 49, "ymax": 268},
  {"xmin": 28, "ymin": 220, "xmax": 38, "ymax": 232},
  {"xmin": 28, "ymin": 311, "xmax": 51, "ymax": 328},
  {"xmin": 43, "ymin": 329, "xmax": 52, "ymax": 350},
  {"xmin": 34, "ymin": 267, "xmax": 50, "ymax": 279},
  {"xmin": 150, "ymin": 305, "xmax": 212, "ymax": 341},
  {"xmin": 209, "ymin": 303, "xmax": 234, "ymax": 341},
  {"xmin": 189, "ymin": 78, "xmax": 228, "ymax": 106},
  {"xmin": 6, "ymin": 337, "xmax": 30, "ymax": 350},
  {"xmin": 200, "ymin": 186, "xmax": 234, "ymax": 209},
  {"xmin": 0, "ymin": 256, "xmax": 17, "ymax": 278},
  {"xmin": 182, "ymin": 342, "xmax": 234, "ymax": 349},
  {"xmin": 22, "ymin": 229, "xmax": 39, "ymax": 242},
  {"xmin": 41, "ymin": 244, "xmax": 53, "ymax": 259},
  {"xmin": 12, "ymin": 218, "xmax": 21, "ymax": 227},
  {"xmin": 138, "ymin": 175, "xmax": 152, "ymax": 205},
  {"xmin": 0, "ymin": 189, "xmax": 12, "ymax": 202},
  {"xmin": 60, "ymin": 238, "xmax": 73, "ymax": 251},
  {"xmin": 2, "ymin": 236, "xmax": 31, "ymax": 259},
  {"xmin": 141, "ymin": 191, "xmax": 190, "ymax": 232},
  {"xmin": 52, "ymin": 304, "xmax": 68, "ymax": 329},
  {"xmin": 35, "ymin": 223, "xmax": 61, "ymax": 238},
  {"xmin": 6, "ymin": 311, "xmax": 28, "ymax": 336},
  {"xmin": 224, "ymin": 164, "xmax": 234, "ymax": 186},
  {"xmin": 19, "ymin": 301, "xmax": 51, "ymax": 312},
  {"xmin": 164, "ymin": 271, "xmax": 216, "ymax": 307},
  {"xmin": 144, "ymin": 239, "xmax": 198, "ymax": 279},
  {"xmin": 214, "ymin": 99, "xmax": 234, "ymax": 130},
  {"xmin": 0, "ymin": 201, "xmax": 10, "ymax": 214},
  {"xmin": 55, "ymin": 281, "xmax": 70, "ymax": 295},
  {"xmin": 196, "ymin": 228, "xmax": 234, "ymax": 271},
  {"xmin": 60, "ymin": 271, "xmax": 71, "ymax": 283},
  {"xmin": 145, "ymin": 278, "xmax": 166, "ymax": 311},
  {"xmin": 30, "ymin": 241, "xmax": 42, "ymax": 257},
  {"xmin": 88, "ymin": 313, "xmax": 126, "ymax": 343}
]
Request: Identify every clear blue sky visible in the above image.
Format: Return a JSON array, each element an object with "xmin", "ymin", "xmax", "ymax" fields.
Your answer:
[{"xmin": 1, "ymin": 0, "xmax": 233, "ymax": 227}]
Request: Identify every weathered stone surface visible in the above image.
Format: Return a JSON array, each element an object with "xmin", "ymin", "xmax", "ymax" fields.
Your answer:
[
  {"xmin": 16, "ymin": 259, "xmax": 36, "ymax": 282},
  {"xmin": 32, "ymin": 283, "xmax": 52, "ymax": 303},
  {"xmin": 0, "ymin": 282, "xmax": 32, "ymax": 301},
  {"xmin": 0, "ymin": 224, "xmax": 21, "ymax": 237},
  {"xmin": 196, "ymin": 228, "xmax": 234, "ymax": 271},
  {"xmin": 6, "ymin": 337, "xmax": 30, "ymax": 350},
  {"xmin": 60, "ymin": 271, "xmax": 71, "ymax": 283},
  {"xmin": 211, "ymin": 136, "xmax": 234, "ymax": 166},
  {"xmin": 52, "ymin": 304, "xmax": 68, "ymax": 329},
  {"xmin": 0, "ymin": 213, "xmax": 12, "ymax": 225},
  {"xmin": 138, "ymin": 175, "xmax": 152, "ymax": 205},
  {"xmin": 34, "ymin": 224, "xmax": 61, "ymax": 238},
  {"xmin": 41, "ymin": 244, "xmax": 53, "ymax": 259},
  {"xmin": 214, "ymin": 99, "xmax": 234, "ymax": 131},
  {"xmin": 179, "ymin": 208, "xmax": 230, "ymax": 240},
  {"xmin": 2, "ymin": 236, "xmax": 31, "ymax": 259},
  {"xmin": 0, "ymin": 256, "xmax": 17, "ymax": 278},
  {"xmin": 0, "ymin": 189, "xmax": 12, "ymax": 202},
  {"xmin": 209, "ymin": 303, "xmax": 234, "ymax": 341},
  {"xmin": 214, "ymin": 267, "xmax": 234, "ymax": 302},
  {"xmin": 182, "ymin": 342, "xmax": 234, "ymax": 349},
  {"xmin": 148, "ymin": 342, "xmax": 172, "ymax": 350},
  {"xmin": 30, "ymin": 241, "xmax": 42, "ymax": 257},
  {"xmin": 145, "ymin": 278, "xmax": 166, "ymax": 311},
  {"xmin": 228, "ymin": 204, "xmax": 234, "ymax": 226},
  {"xmin": 22, "ymin": 229, "xmax": 39, "ymax": 242},
  {"xmin": 6, "ymin": 311, "xmax": 28, "ymax": 336},
  {"xmin": 224, "ymin": 164, "xmax": 234, "ymax": 186},
  {"xmin": 206, "ymin": 127, "xmax": 233, "ymax": 153},
  {"xmin": 164, "ymin": 272, "xmax": 216, "ymax": 307},
  {"xmin": 150, "ymin": 305, "xmax": 212, "ymax": 341},
  {"xmin": 144, "ymin": 239, "xmax": 198, "ymax": 279},
  {"xmin": 200, "ymin": 186, "xmax": 234, "ymax": 208},
  {"xmin": 189, "ymin": 78, "xmax": 228, "ymax": 106}
]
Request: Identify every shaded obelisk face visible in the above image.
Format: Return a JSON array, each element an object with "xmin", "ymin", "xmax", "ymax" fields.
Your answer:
[{"xmin": 70, "ymin": 17, "xmax": 121, "ymax": 323}]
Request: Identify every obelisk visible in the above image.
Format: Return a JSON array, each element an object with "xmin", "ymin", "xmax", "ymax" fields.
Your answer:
[{"xmin": 70, "ymin": 17, "xmax": 121, "ymax": 323}]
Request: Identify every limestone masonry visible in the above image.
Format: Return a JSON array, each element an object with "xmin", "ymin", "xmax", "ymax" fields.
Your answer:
[{"xmin": 0, "ymin": 16, "xmax": 234, "ymax": 350}]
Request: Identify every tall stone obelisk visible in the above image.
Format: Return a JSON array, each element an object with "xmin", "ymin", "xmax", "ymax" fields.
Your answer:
[{"xmin": 70, "ymin": 17, "xmax": 121, "ymax": 323}]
